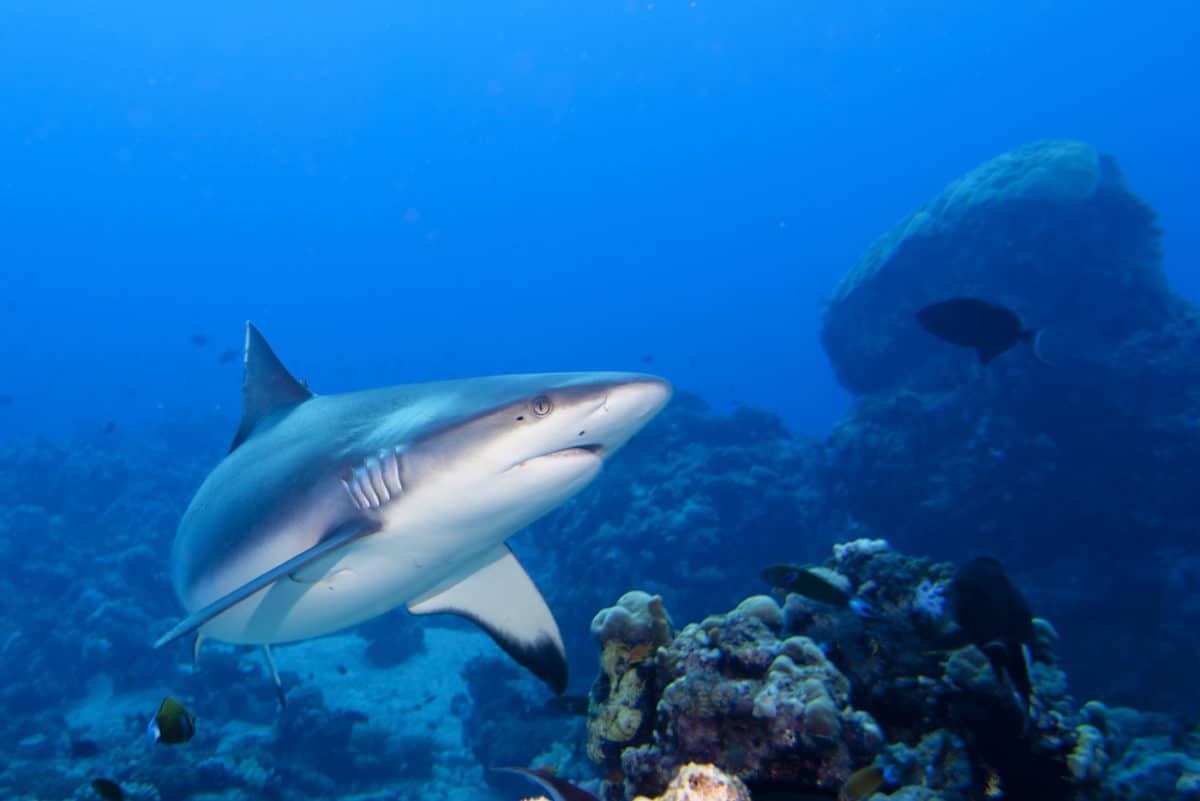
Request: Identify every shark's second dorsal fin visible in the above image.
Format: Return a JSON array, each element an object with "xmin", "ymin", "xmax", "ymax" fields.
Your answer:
[{"xmin": 230, "ymin": 323, "xmax": 314, "ymax": 451}]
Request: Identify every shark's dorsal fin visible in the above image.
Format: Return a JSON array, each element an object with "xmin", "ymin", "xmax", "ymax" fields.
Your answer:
[
  {"xmin": 230, "ymin": 323, "xmax": 314, "ymax": 452},
  {"xmin": 409, "ymin": 544, "xmax": 568, "ymax": 694}
]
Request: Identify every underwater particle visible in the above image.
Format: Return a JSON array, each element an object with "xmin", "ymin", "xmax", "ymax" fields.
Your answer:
[
  {"xmin": 949, "ymin": 557, "xmax": 1036, "ymax": 724},
  {"xmin": 493, "ymin": 766, "xmax": 600, "ymax": 801},
  {"xmin": 840, "ymin": 764, "xmax": 884, "ymax": 801},
  {"xmin": 916, "ymin": 297, "xmax": 1047, "ymax": 365},
  {"xmin": 90, "ymin": 778, "xmax": 124, "ymax": 801},
  {"xmin": 189, "ymin": 333, "xmax": 210, "ymax": 347},
  {"xmin": 0, "ymin": 395, "xmax": 13, "ymax": 407},
  {"xmin": 762, "ymin": 564, "xmax": 874, "ymax": 617},
  {"xmin": 147, "ymin": 696, "xmax": 195, "ymax": 745},
  {"xmin": 217, "ymin": 348, "xmax": 238, "ymax": 364}
]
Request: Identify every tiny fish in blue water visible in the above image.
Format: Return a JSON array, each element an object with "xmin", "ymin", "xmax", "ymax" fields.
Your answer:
[
  {"xmin": 189, "ymin": 333, "xmax": 210, "ymax": 347},
  {"xmin": 217, "ymin": 347, "xmax": 238, "ymax": 364},
  {"xmin": 70, "ymin": 738, "xmax": 100, "ymax": 758}
]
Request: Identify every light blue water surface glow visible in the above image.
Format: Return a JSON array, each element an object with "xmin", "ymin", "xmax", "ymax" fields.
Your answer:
[{"xmin": 1, "ymin": 0, "xmax": 1196, "ymax": 439}]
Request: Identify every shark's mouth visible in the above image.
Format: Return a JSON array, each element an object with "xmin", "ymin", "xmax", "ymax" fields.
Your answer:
[{"xmin": 507, "ymin": 444, "xmax": 604, "ymax": 472}]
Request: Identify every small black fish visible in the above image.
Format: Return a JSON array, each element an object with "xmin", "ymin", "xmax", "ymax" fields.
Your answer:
[
  {"xmin": 949, "ymin": 557, "xmax": 1036, "ymax": 723},
  {"xmin": 71, "ymin": 738, "xmax": 100, "ymax": 758},
  {"xmin": 147, "ymin": 696, "xmax": 195, "ymax": 745},
  {"xmin": 493, "ymin": 766, "xmax": 600, "ymax": 801},
  {"xmin": 917, "ymin": 297, "xmax": 1047, "ymax": 364},
  {"xmin": 69, "ymin": 738, "xmax": 99, "ymax": 757},
  {"xmin": 102, "ymin": 421, "xmax": 117, "ymax": 435},
  {"xmin": 190, "ymin": 333, "xmax": 210, "ymax": 347},
  {"xmin": 91, "ymin": 778, "xmax": 124, "ymax": 801},
  {"xmin": 217, "ymin": 348, "xmax": 238, "ymax": 364},
  {"xmin": 640, "ymin": 353, "xmax": 655, "ymax": 365},
  {"xmin": 762, "ymin": 564, "xmax": 874, "ymax": 618},
  {"xmin": 0, "ymin": 395, "xmax": 13, "ymax": 407}
]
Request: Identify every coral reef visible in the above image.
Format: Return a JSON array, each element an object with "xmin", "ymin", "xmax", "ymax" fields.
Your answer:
[
  {"xmin": 632, "ymin": 763, "xmax": 751, "ymax": 801},
  {"xmin": 586, "ymin": 540, "xmax": 1200, "ymax": 801},
  {"xmin": 589, "ymin": 592, "xmax": 881, "ymax": 799}
]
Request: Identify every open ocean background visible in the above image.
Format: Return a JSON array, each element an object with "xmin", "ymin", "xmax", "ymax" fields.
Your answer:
[{"xmin": 0, "ymin": 0, "xmax": 1196, "ymax": 438}]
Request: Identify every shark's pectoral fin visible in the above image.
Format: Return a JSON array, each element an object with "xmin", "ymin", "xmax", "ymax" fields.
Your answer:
[
  {"xmin": 408, "ymin": 544, "xmax": 567, "ymax": 694},
  {"xmin": 153, "ymin": 517, "xmax": 382, "ymax": 649}
]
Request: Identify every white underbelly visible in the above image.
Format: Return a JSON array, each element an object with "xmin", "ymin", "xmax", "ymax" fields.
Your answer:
[{"xmin": 198, "ymin": 522, "xmax": 485, "ymax": 644}]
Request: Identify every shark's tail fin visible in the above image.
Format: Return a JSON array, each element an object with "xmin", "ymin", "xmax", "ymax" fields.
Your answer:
[{"xmin": 1022, "ymin": 328, "xmax": 1054, "ymax": 367}]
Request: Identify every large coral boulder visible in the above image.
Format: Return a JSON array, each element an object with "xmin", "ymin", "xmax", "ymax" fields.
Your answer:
[
  {"xmin": 589, "ymin": 595, "xmax": 881, "ymax": 799},
  {"xmin": 821, "ymin": 140, "xmax": 1168, "ymax": 394}
]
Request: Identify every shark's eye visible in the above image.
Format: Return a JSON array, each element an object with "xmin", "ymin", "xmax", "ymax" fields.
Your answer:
[{"xmin": 532, "ymin": 395, "xmax": 553, "ymax": 417}]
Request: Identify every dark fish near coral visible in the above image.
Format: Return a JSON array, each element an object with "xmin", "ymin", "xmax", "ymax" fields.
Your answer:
[
  {"xmin": 217, "ymin": 348, "xmax": 238, "ymax": 364},
  {"xmin": 763, "ymin": 564, "xmax": 874, "ymax": 618},
  {"xmin": 147, "ymin": 696, "xmax": 195, "ymax": 745},
  {"xmin": 90, "ymin": 778, "xmax": 124, "ymax": 801},
  {"xmin": 543, "ymin": 693, "xmax": 590, "ymax": 717},
  {"xmin": 916, "ymin": 297, "xmax": 1046, "ymax": 364},
  {"xmin": 494, "ymin": 766, "xmax": 600, "ymax": 801},
  {"xmin": 70, "ymin": 738, "xmax": 100, "ymax": 758},
  {"xmin": 950, "ymin": 557, "xmax": 1036, "ymax": 723},
  {"xmin": 189, "ymin": 333, "xmax": 210, "ymax": 347}
]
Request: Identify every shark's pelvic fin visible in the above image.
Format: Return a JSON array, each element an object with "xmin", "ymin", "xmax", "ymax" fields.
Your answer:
[
  {"xmin": 230, "ymin": 322, "xmax": 315, "ymax": 452},
  {"xmin": 263, "ymin": 645, "xmax": 287, "ymax": 709},
  {"xmin": 153, "ymin": 517, "xmax": 382, "ymax": 649},
  {"xmin": 409, "ymin": 544, "xmax": 568, "ymax": 694},
  {"xmin": 191, "ymin": 633, "xmax": 206, "ymax": 668}
]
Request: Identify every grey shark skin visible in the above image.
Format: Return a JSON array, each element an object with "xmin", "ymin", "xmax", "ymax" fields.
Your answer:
[{"xmin": 155, "ymin": 323, "xmax": 672, "ymax": 693}]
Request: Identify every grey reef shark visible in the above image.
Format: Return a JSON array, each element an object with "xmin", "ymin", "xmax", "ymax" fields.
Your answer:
[{"xmin": 155, "ymin": 323, "xmax": 672, "ymax": 702}]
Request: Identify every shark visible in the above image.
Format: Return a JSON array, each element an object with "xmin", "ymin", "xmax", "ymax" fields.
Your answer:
[{"xmin": 154, "ymin": 323, "xmax": 671, "ymax": 698}]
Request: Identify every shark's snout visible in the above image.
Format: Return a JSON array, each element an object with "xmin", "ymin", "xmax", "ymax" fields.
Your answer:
[{"xmin": 571, "ymin": 376, "xmax": 672, "ymax": 457}]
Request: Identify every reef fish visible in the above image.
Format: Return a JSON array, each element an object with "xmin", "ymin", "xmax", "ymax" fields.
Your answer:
[
  {"xmin": 494, "ymin": 766, "xmax": 600, "ymax": 801},
  {"xmin": 763, "ymin": 564, "xmax": 874, "ymax": 617},
  {"xmin": 950, "ymin": 556, "xmax": 1036, "ymax": 721},
  {"xmin": 155, "ymin": 323, "xmax": 671, "ymax": 698},
  {"xmin": 148, "ymin": 696, "xmax": 195, "ymax": 745},
  {"xmin": 916, "ymin": 297, "xmax": 1045, "ymax": 364},
  {"xmin": 90, "ymin": 778, "xmax": 124, "ymax": 801},
  {"xmin": 840, "ymin": 765, "xmax": 885, "ymax": 801}
]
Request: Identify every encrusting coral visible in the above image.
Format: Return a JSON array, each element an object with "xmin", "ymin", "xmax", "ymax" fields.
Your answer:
[{"xmin": 589, "ymin": 590, "xmax": 881, "ymax": 799}]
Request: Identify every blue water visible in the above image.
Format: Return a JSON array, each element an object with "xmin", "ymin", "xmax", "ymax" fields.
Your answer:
[{"xmin": 1, "ymin": 0, "xmax": 1196, "ymax": 439}]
